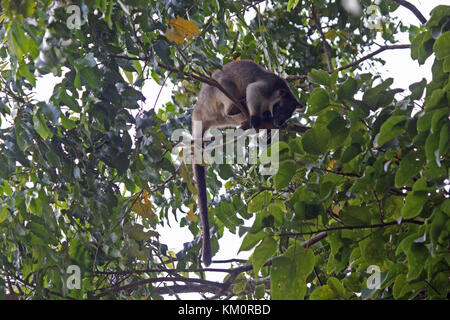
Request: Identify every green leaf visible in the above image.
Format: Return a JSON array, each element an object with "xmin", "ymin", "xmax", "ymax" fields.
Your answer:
[
  {"xmin": 402, "ymin": 189, "xmax": 427, "ymax": 219},
  {"xmin": 60, "ymin": 114, "xmax": 77, "ymax": 130},
  {"xmin": 409, "ymin": 78, "xmax": 427, "ymax": 100},
  {"xmin": 417, "ymin": 110, "xmax": 434, "ymax": 132},
  {"xmin": 309, "ymin": 285, "xmax": 336, "ymax": 300},
  {"xmin": 14, "ymin": 118, "xmax": 33, "ymax": 152},
  {"xmin": 430, "ymin": 209, "xmax": 447, "ymax": 243},
  {"xmin": 406, "ymin": 243, "xmax": 428, "ymax": 280},
  {"xmin": 375, "ymin": 115, "xmax": 406, "ymax": 147},
  {"xmin": 393, "ymin": 274, "xmax": 407, "ymax": 299},
  {"xmin": 307, "ymin": 87, "xmax": 329, "ymax": 115},
  {"xmin": 439, "ymin": 123, "xmax": 449, "ymax": 157},
  {"xmin": 426, "ymin": 89, "xmax": 445, "ymax": 110},
  {"xmin": 433, "ymin": 31, "xmax": 450, "ymax": 59},
  {"xmin": 308, "ymin": 69, "xmax": 330, "ymax": 86},
  {"xmin": 395, "ymin": 150, "xmax": 425, "ymax": 187},
  {"xmin": 287, "ymin": 0, "xmax": 299, "ymax": 12},
  {"xmin": 267, "ymin": 200, "xmax": 286, "ymax": 226},
  {"xmin": 232, "ymin": 273, "xmax": 247, "ymax": 294},
  {"xmin": 153, "ymin": 40, "xmax": 173, "ymax": 66},
  {"xmin": 341, "ymin": 143, "xmax": 361, "ymax": 163},
  {"xmin": 255, "ymin": 284, "xmax": 265, "ymax": 299},
  {"xmin": 426, "ymin": 5, "xmax": 450, "ymax": 28},
  {"xmin": 247, "ymin": 190, "xmax": 272, "ymax": 213},
  {"xmin": 327, "ymin": 115, "xmax": 349, "ymax": 149},
  {"xmin": 431, "ymin": 108, "xmax": 449, "ymax": 134},
  {"xmin": 58, "ymin": 88, "xmax": 81, "ymax": 112},
  {"xmin": 443, "ymin": 55, "xmax": 450, "ymax": 73},
  {"xmin": 79, "ymin": 67, "xmax": 101, "ymax": 88},
  {"xmin": 239, "ymin": 230, "xmax": 265, "ymax": 252},
  {"xmin": 252, "ymin": 236, "xmax": 277, "ymax": 274},
  {"xmin": 28, "ymin": 221, "xmax": 59, "ymax": 246},
  {"xmin": 273, "ymin": 160, "xmax": 295, "ymax": 189},
  {"xmin": 8, "ymin": 20, "xmax": 28, "ymax": 59},
  {"xmin": 360, "ymin": 236, "xmax": 386, "ymax": 265},
  {"xmin": 411, "ymin": 31, "xmax": 433, "ymax": 65},
  {"xmin": 39, "ymin": 102, "xmax": 60, "ymax": 123},
  {"xmin": 341, "ymin": 206, "xmax": 371, "ymax": 226},
  {"xmin": 270, "ymin": 257, "xmax": 292, "ymax": 299},
  {"xmin": 425, "ymin": 131, "xmax": 440, "ymax": 165},
  {"xmin": 271, "ymin": 246, "xmax": 315, "ymax": 300},
  {"xmin": 337, "ymin": 77, "xmax": 358, "ymax": 99},
  {"xmin": 214, "ymin": 201, "xmax": 243, "ymax": 233},
  {"xmin": 0, "ymin": 206, "xmax": 8, "ymax": 223},
  {"xmin": 32, "ymin": 113, "xmax": 53, "ymax": 139},
  {"xmin": 301, "ymin": 126, "xmax": 330, "ymax": 155},
  {"xmin": 327, "ymin": 277, "xmax": 346, "ymax": 299}
]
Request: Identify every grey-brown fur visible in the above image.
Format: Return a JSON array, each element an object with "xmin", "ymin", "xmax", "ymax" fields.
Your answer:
[{"xmin": 192, "ymin": 60, "xmax": 301, "ymax": 266}]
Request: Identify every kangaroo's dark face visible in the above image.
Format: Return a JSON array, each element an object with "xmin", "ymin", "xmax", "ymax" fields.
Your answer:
[
  {"xmin": 249, "ymin": 87, "xmax": 302, "ymax": 129},
  {"xmin": 271, "ymin": 90, "xmax": 301, "ymax": 128}
]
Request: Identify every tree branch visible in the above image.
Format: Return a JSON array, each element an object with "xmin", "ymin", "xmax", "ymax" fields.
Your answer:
[
  {"xmin": 152, "ymin": 284, "xmax": 223, "ymax": 295},
  {"xmin": 215, "ymin": 232, "xmax": 328, "ymax": 298},
  {"xmin": 93, "ymin": 276, "xmax": 224, "ymax": 298},
  {"xmin": 93, "ymin": 229, "xmax": 330, "ymax": 298},
  {"xmin": 335, "ymin": 44, "xmax": 410, "ymax": 72},
  {"xmin": 311, "ymin": 6, "xmax": 334, "ymax": 73},
  {"xmin": 391, "ymin": 0, "xmax": 427, "ymax": 25},
  {"xmin": 285, "ymin": 74, "xmax": 308, "ymax": 81},
  {"xmin": 109, "ymin": 54, "xmax": 249, "ymax": 119},
  {"xmin": 286, "ymin": 45, "xmax": 410, "ymax": 81},
  {"xmin": 281, "ymin": 218, "xmax": 423, "ymax": 238}
]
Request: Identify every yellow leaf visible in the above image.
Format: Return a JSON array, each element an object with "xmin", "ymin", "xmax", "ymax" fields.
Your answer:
[
  {"xmin": 327, "ymin": 160, "xmax": 336, "ymax": 170},
  {"xmin": 164, "ymin": 27, "xmax": 185, "ymax": 44},
  {"xmin": 131, "ymin": 191, "xmax": 156, "ymax": 227},
  {"xmin": 324, "ymin": 29, "xmax": 337, "ymax": 40},
  {"xmin": 180, "ymin": 163, "xmax": 197, "ymax": 194},
  {"xmin": 186, "ymin": 203, "xmax": 198, "ymax": 222},
  {"xmin": 332, "ymin": 205, "xmax": 340, "ymax": 215},
  {"xmin": 142, "ymin": 189, "xmax": 151, "ymax": 207},
  {"xmin": 165, "ymin": 17, "xmax": 200, "ymax": 44}
]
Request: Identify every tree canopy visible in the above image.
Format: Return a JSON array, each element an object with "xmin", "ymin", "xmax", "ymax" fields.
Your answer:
[{"xmin": 0, "ymin": 0, "xmax": 448, "ymax": 300}]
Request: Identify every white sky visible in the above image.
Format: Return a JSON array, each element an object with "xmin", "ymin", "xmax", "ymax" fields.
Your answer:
[{"xmin": 29, "ymin": 0, "xmax": 447, "ymax": 299}]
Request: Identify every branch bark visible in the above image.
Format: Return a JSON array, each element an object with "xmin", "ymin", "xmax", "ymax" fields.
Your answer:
[
  {"xmin": 285, "ymin": 44, "xmax": 410, "ymax": 81},
  {"xmin": 281, "ymin": 218, "xmax": 424, "ymax": 238},
  {"xmin": 311, "ymin": 6, "xmax": 334, "ymax": 73},
  {"xmin": 109, "ymin": 54, "xmax": 249, "ymax": 119},
  {"xmin": 391, "ymin": 0, "xmax": 427, "ymax": 25},
  {"xmin": 334, "ymin": 44, "xmax": 411, "ymax": 72},
  {"xmin": 94, "ymin": 276, "xmax": 225, "ymax": 298}
]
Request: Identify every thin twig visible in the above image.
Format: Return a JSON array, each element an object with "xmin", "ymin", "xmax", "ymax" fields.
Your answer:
[
  {"xmin": 281, "ymin": 218, "xmax": 423, "ymax": 238},
  {"xmin": 285, "ymin": 44, "xmax": 410, "ymax": 80},
  {"xmin": 335, "ymin": 44, "xmax": 410, "ymax": 72},
  {"xmin": 311, "ymin": 6, "xmax": 334, "ymax": 73},
  {"xmin": 109, "ymin": 54, "xmax": 249, "ymax": 119}
]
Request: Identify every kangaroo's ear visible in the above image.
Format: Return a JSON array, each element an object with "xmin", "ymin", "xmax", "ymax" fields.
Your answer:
[{"xmin": 227, "ymin": 104, "xmax": 242, "ymax": 116}]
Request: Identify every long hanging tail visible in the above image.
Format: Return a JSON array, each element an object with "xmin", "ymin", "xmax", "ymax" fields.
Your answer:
[{"xmin": 193, "ymin": 163, "xmax": 212, "ymax": 266}]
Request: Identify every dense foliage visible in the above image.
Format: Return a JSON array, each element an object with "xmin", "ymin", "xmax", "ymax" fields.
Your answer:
[{"xmin": 0, "ymin": 0, "xmax": 448, "ymax": 299}]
